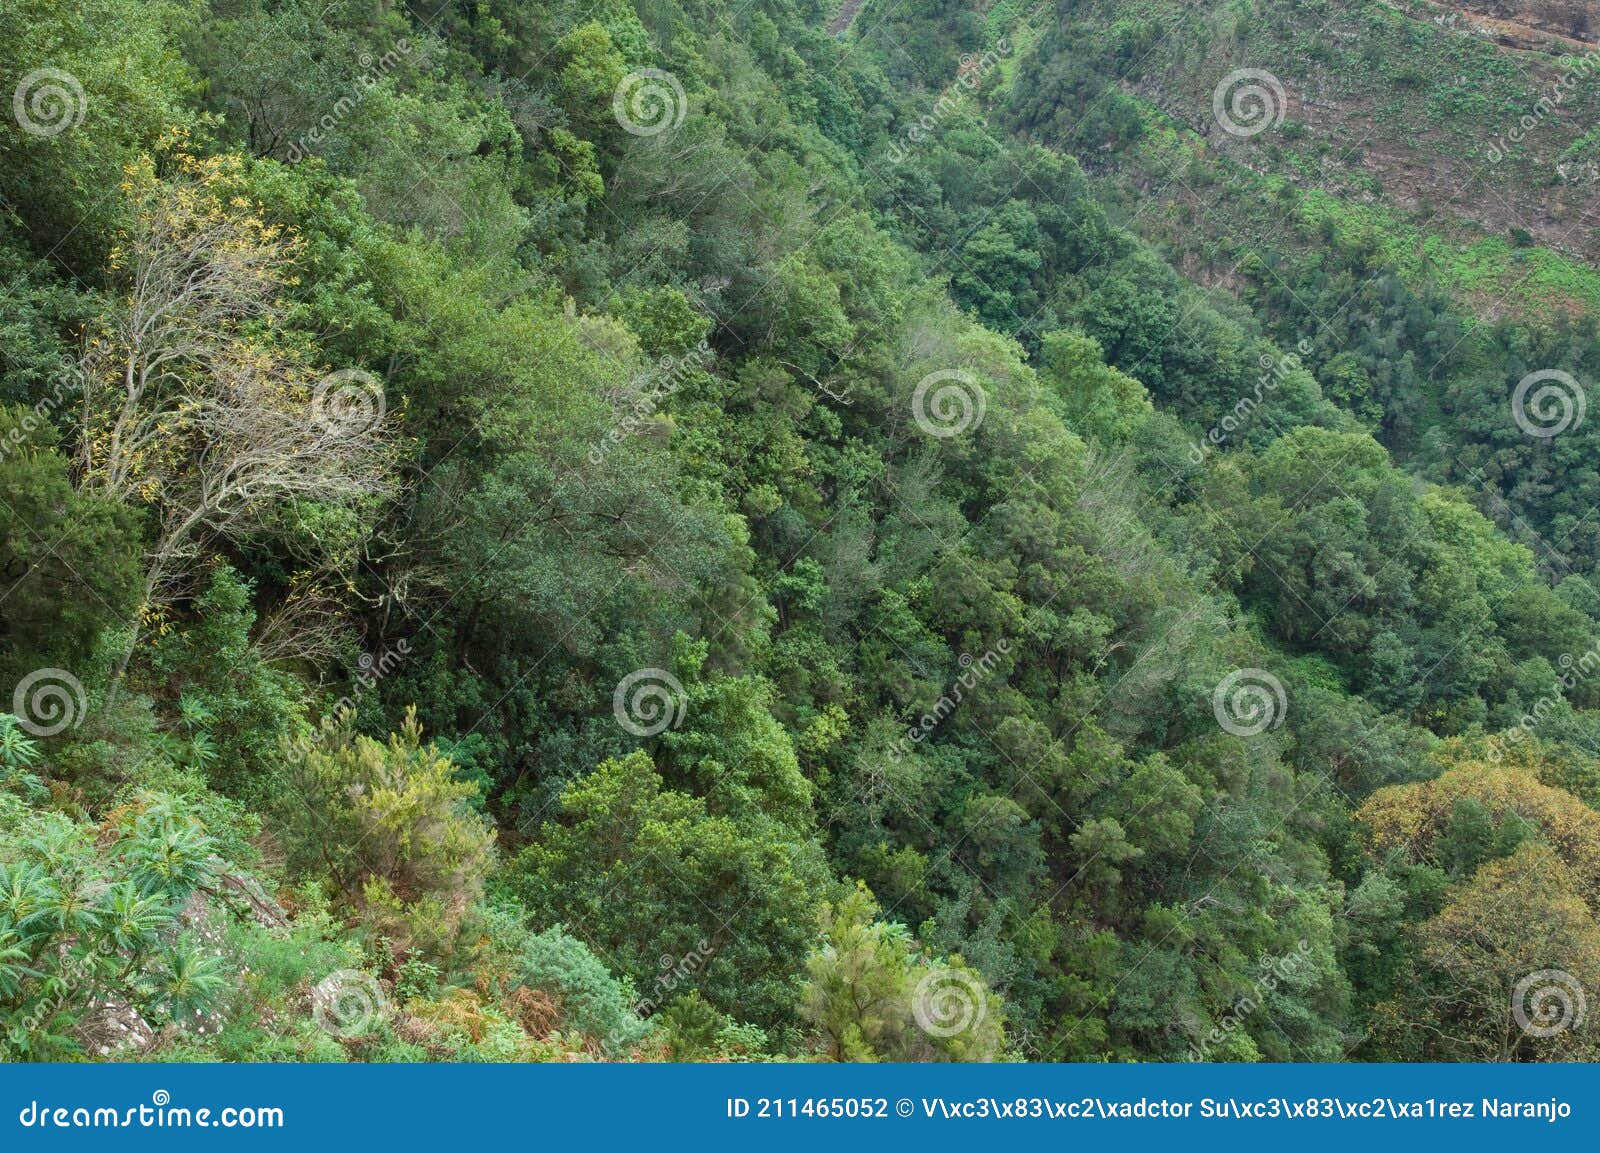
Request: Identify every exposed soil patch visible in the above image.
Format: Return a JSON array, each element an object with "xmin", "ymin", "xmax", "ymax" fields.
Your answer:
[
  {"xmin": 828, "ymin": 0, "xmax": 867, "ymax": 35},
  {"xmin": 1423, "ymin": 0, "xmax": 1596, "ymax": 49}
]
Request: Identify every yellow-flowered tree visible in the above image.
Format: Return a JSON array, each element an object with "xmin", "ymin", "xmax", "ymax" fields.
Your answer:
[{"xmin": 75, "ymin": 152, "xmax": 394, "ymax": 690}]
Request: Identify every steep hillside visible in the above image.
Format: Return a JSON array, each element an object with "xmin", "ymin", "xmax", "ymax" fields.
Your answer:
[
  {"xmin": 1432, "ymin": 0, "xmax": 1595, "ymax": 47},
  {"xmin": 2, "ymin": 0, "xmax": 1599, "ymax": 1066},
  {"xmin": 1009, "ymin": 0, "xmax": 1600, "ymax": 310}
]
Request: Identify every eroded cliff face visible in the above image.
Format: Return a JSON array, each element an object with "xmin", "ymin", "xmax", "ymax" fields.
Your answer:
[
  {"xmin": 1054, "ymin": 0, "xmax": 1600, "ymax": 290},
  {"xmin": 1430, "ymin": 0, "xmax": 1595, "ymax": 48},
  {"xmin": 1353, "ymin": 2, "xmax": 1599, "ymax": 262}
]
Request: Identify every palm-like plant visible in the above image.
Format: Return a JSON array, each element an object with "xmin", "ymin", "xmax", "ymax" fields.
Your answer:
[
  {"xmin": 0, "ymin": 716, "xmax": 45, "ymax": 805},
  {"xmin": 115, "ymin": 799, "xmax": 217, "ymax": 901},
  {"xmin": 0, "ymin": 715, "xmax": 39, "ymax": 769},
  {"xmin": 148, "ymin": 937, "xmax": 229, "ymax": 1024},
  {"xmin": 101, "ymin": 883, "xmax": 170, "ymax": 960},
  {"xmin": 0, "ymin": 926, "xmax": 38, "ymax": 999},
  {"xmin": 1, "ymin": 789, "xmax": 244, "ymax": 1059},
  {"xmin": 0, "ymin": 861, "xmax": 58, "ymax": 944}
]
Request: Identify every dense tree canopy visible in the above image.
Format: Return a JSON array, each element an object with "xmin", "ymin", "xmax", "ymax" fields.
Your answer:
[{"xmin": 1, "ymin": 0, "xmax": 1597, "ymax": 1063}]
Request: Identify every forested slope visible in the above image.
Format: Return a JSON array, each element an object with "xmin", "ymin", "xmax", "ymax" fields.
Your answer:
[{"xmin": 0, "ymin": 0, "xmax": 1597, "ymax": 1062}]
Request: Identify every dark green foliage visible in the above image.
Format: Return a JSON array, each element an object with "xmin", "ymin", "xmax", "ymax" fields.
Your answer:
[
  {"xmin": 0, "ymin": 408, "xmax": 142, "ymax": 680},
  {"xmin": 1, "ymin": 0, "xmax": 1597, "ymax": 1064}
]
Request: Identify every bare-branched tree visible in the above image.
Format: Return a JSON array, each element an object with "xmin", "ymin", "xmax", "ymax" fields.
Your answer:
[{"xmin": 75, "ymin": 154, "xmax": 395, "ymax": 691}]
